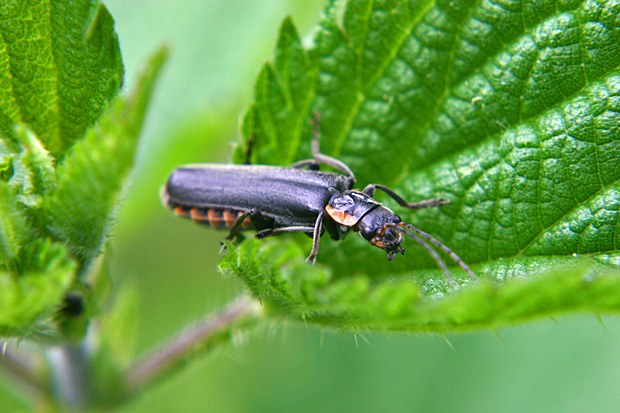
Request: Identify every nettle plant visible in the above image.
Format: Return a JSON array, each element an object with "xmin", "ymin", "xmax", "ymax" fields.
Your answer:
[{"xmin": 1, "ymin": 0, "xmax": 620, "ymax": 409}]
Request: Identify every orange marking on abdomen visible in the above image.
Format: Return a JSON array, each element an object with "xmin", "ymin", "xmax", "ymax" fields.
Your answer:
[
  {"xmin": 175, "ymin": 206, "xmax": 253, "ymax": 231},
  {"xmin": 174, "ymin": 206, "xmax": 190, "ymax": 218},
  {"xmin": 190, "ymin": 208, "xmax": 209, "ymax": 223},
  {"xmin": 223, "ymin": 210, "xmax": 238, "ymax": 227},
  {"xmin": 208, "ymin": 209, "xmax": 225, "ymax": 228}
]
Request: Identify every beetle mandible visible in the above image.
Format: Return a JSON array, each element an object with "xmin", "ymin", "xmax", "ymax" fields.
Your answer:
[{"xmin": 162, "ymin": 116, "xmax": 476, "ymax": 282}]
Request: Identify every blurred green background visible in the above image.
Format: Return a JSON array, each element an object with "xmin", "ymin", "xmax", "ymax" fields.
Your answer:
[{"xmin": 3, "ymin": 1, "xmax": 620, "ymax": 411}]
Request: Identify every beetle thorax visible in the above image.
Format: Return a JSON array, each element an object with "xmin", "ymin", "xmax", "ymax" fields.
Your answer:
[
  {"xmin": 324, "ymin": 190, "xmax": 404, "ymax": 255},
  {"xmin": 325, "ymin": 190, "xmax": 380, "ymax": 227}
]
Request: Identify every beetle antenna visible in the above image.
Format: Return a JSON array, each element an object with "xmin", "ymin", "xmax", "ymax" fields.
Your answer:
[
  {"xmin": 399, "ymin": 229, "xmax": 454, "ymax": 286},
  {"xmin": 396, "ymin": 223, "xmax": 477, "ymax": 281}
]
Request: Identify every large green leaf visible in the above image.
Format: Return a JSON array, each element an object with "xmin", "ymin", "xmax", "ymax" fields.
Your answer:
[
  {"xmin": 221, "ymin": 0, "xmax": 620, "ymax": 331},
  {"xmin": 0, "ymin": 0, "xmax": 123, "ymax": 155}
]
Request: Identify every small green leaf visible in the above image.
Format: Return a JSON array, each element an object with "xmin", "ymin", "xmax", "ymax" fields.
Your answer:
[
  {"xmin": 15, "ymin": 125, "xmax": 57, "ymax": 209},
  {"xmin": 223, "ymin": 0, "xmax": 620, "ymax": 331},
  {"xmin": 0, "ymin": 155, "xmax": 14, "ymax": 182},
  {"xmin": 0, "ymin": 4, "xmax": 165, "ymax": 337},
  {"xmin": 0, "ymin": 0, "xmax": 123, "ymax": 155},
  {"xmin": 0, "ymin": 180, "xmax": 28, "ymax": 274},
  {"xmin": 44, "ymin": 47, "xmax": 168, "ymax": 265},
  {"xmin": 0, "ymin": 239, "xmax": 75, "ymax": 336}
]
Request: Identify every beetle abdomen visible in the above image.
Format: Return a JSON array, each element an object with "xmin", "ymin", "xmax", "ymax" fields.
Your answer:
[
  {"xmin": 161, "ymin": 188, "xmax": 256, "ymax": 230},
  {"xmin": 175, "ymin": 205, "xmax": 255, "ymax": 230}
]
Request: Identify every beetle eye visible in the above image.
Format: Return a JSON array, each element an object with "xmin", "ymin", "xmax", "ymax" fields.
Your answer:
[{"xmin": 383, "ymin": 227, "xmax": 399, "ymax": 242}]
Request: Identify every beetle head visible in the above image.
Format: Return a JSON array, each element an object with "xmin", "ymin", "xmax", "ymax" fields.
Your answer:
[{"xmin": 356, "ymin": 206, "xmax": 405, "ymax": 259}]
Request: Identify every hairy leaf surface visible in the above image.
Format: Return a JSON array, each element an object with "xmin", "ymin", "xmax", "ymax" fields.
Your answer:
[{"xmin": 222, "ymin": 0, "xmax": 620, "ymax": 331}]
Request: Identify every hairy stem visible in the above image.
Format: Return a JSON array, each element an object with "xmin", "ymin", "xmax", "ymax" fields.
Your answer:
[
  {"xmin": 124, "ymin": 295, "xmax": 262, "ymax": 391},
  {"xmin": 0, "ymin": 342, "xmax": 47, "ymax": 404},
  {"xmin": 46, "ymin": 344, "xmax": 92, "ymax": 408}
]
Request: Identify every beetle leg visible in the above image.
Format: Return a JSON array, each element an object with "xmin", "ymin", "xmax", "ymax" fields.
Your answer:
[
  {"xmin": 255, "ymin": 226, "xmax": 316, "ymax": 238},
  {"xmin": 289, "ymin": 159, "xmax": 320, "ymax": 170},
  {"xmin": 310, "ymin": 113, "xmax": 356, "ymax": 186},
  {"xmin": 362, "ymin": 184, "xmax": 450, "ymax": 210},
  {"xmin": 306, "ymin": 210, "xmax": 325, "ymax": 264},
  {"xmin": 226, "ymin": 210, "xmax": 252, "ymax": 242},
  {"xmin": 254, "ymin": 211, "xmax": 325, "ymax": 264}
]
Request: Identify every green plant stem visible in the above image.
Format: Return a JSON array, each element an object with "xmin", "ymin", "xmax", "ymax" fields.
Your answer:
[
  {"xmin": 0, "ymin": 343, "xmax": 46, "ymax": 404},
  {"xmin": 124, "ymin": 295, "xmax": 262, "ymax": 391},
  {"xmin": 46, "ymin": 344, "xmax": 92, "ymax": 408}
]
